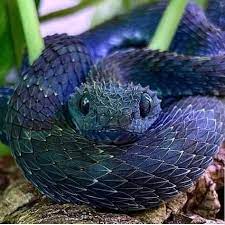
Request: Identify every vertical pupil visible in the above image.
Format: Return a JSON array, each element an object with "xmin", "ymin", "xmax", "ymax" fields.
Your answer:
[
  {"xmin": 140, "ymin": 93, "xmax": 151, "ymax": 118},
  {"xmin": 80, "ymin": 97, "xmax": 90, "ymax": 115}
]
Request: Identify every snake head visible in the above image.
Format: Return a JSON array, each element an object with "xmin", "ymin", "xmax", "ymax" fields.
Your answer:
[{"xmin": 68, "ymin": 81, "xmax": 161, "ymax": 145}]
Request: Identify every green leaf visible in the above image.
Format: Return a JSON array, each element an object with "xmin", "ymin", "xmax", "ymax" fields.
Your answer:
[
  {"xmin": 17, "ymin": 0, "xmax": 44, "ymax": 64},
  {"xmin": 0, "ymin": 35, "xmax": 14, "ymax": 85},
  {"xmin": 0, "ymin": 1, "xmax": 24, "ymax": 86},
  {"xmin": 6, "ymin": 0, "xmax": 26, "ymax": 67},
  {"xmin": 0, "ymin": 2, "xmax": 14, "ymax": 86},
  {"xmin": 149, "ymin": 0, "xmax": 188, "ymax": 51},
  {"xmin": 0, "ymin": 143, "xmax": 10, "ymax": 157},
  {"xmin": 35, "ymin": 0, "xmax": 40, "ymax": 7},
  {"xmin": 0, "ymin": 1, "xmax": 7, "ymax": 37},
  {"xmin": 0, "ymin": 0, "xmax": 41, "ymax": 85}
]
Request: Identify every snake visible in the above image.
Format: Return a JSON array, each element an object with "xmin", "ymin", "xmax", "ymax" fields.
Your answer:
[{"xmin": 0, "ymin": 0, "xmax": 225, "ymax": 212}]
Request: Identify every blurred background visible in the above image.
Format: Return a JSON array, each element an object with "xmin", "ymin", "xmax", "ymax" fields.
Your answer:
[
  {"xmin": 40, "ymin": 0, "xmax": 94, "ymax": 36},
  {"xmin": 39, "ymin": 0, "xmax": 153, "ymax": 36}
]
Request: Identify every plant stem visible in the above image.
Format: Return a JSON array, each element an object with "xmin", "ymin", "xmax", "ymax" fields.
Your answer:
[
  {"xmin": 122, "ymin": 0, "xmax": 132, "ymax": 10},
  {"xmin": 149, "ymin": 0, "xmax": 188, "ymax": 51},
  {"xmin": 17, "ymin": 0, "xmax": 44, "ymax": 64},
  {"xmin": 6, "ymin": 0, "xmax": 26, "ymax": 67},
  {"xmin": 40, "ymin": 0, "xmax": 104, "ymax": 22}
]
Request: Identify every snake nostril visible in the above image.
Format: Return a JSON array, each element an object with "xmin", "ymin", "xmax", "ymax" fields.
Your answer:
[{"xmin": 119, "ymin": 114, "xmax": 132, "ymax": 126}]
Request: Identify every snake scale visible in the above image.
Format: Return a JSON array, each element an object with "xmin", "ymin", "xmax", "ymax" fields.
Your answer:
[{"xmin": 0, "ymin": 0, "xmax": 225, "ymax": 212}]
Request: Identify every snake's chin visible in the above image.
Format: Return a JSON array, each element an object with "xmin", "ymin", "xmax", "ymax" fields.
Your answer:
[{"xmin": 83, "ymin": 129, "xmax": 141, "ymax": 145}]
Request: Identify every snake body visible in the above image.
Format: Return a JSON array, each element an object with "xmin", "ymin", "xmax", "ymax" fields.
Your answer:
[{"xmin": 1, "ymin": 0, "xmax": 225, "ymax": 211}]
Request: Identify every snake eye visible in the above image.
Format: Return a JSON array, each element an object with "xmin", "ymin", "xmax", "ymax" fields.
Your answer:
[
  {"xmin": 140, "ymin": 93, "xmax": 153, "ymax": 118},
  {"xmin": 79, "ymin": 96, "xmax": 90, "ymax": 115}
]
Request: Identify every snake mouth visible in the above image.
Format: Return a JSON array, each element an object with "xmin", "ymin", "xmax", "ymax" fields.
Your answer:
[{"xmin": 83, "ymin": 129, "xmax": 140, "ymax": 145}]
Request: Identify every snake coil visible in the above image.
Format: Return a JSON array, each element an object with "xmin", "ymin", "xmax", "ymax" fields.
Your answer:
[{"xmin": 1, "ymin": 0, "xmax": 225, "ymax": 211}]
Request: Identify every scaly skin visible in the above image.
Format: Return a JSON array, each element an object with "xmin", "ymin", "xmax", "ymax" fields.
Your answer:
[
  {"xmin": 207, "ymin": 0, "xmax": 225, "ymax": 31},
  {"xmin": 1, "ymin": 1, "xmax": 225, "ymax": 211}
]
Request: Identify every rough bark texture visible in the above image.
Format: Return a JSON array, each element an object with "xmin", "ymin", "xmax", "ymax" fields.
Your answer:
[{"xmin": 0, "ymin": 147, "xmax": 224, "ymax": 224}]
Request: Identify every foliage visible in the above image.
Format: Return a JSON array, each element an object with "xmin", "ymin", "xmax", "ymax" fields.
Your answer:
[{"xmin": 0, "ymin": 0, "xmax": 40, "ymax": 86}]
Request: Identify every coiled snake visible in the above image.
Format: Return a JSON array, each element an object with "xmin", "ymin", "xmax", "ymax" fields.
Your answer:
[{"xmin": 0, "ymin": 0, "xmax": 225, "ymax": 211}]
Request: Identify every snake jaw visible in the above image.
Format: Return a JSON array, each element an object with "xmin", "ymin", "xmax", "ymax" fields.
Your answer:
[{"xmin": 83, "ymin": 128, "xmax": 141, "ymax": 145}]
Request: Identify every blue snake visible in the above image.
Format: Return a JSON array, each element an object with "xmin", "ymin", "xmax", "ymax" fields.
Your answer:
[{"xmin": 0, "ymin": 0, "xmax": 225, "ymax": 212}]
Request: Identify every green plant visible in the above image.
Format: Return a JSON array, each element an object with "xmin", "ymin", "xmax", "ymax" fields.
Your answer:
[
  {"xmin": 149, "ymin": 0, "xmax": 188, "ymax": 51},
  {"xmin": 17, "ymin": 0, "xmax": 44, "ymax": 64}
]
